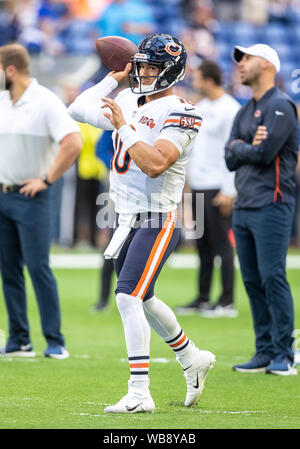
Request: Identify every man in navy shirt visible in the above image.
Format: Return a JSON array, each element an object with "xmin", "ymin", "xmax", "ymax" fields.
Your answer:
[{"xmin": 225, "ymin": 44, "xmax": 298, "ymax": 375}]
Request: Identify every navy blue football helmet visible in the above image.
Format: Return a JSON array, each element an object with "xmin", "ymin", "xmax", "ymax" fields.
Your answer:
[{"xmin": 129, "ymin": 34, "xmax": 187, "ymax": 95}]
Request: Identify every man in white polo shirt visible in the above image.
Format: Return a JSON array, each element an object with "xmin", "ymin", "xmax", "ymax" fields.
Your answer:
[
  {"xmin": 177, "ymin": 60, "xmax": 240, "ymax": 317},
  {"xmin": 0, "ymin": 44, "xmax": 82, "ymax": 358}
]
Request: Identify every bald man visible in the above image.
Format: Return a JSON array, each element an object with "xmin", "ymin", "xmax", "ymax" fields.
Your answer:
[{"xmin": 225, "ymin": 44, "xmax": 299, "ymax": 375}]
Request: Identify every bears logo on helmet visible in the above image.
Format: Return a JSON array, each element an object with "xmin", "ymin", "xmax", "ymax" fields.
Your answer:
[
  {"xmin": 165, "ymin": 43, "xmax": 182, "ymax": 56},
  {"xmin": 129, "ymin": 34, "xmax": 187, "ymax": 95}
]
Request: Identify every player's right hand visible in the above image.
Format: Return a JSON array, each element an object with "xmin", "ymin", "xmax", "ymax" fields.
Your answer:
[{"xmin": 109, "ymin": 63, "xmax": 132, "ymax": 83}]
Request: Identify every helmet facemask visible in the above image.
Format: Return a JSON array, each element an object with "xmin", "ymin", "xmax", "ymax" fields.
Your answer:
[{"xmin": 129, "ymin": 58, "xmax": 173, "ymax": 95}]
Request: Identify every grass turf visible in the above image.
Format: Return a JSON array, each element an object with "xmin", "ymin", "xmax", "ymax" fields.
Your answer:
[{"xmin": 0, "ymin": 262, "xmax": 299, "ymax": 429}]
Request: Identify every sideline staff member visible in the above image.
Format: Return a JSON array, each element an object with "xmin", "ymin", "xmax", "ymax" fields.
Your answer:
[
  {"xmin": 225, "ymin": 44, "xmax": 298, "ymax": 375},
  {"xmin": 177, "ymin": 61, "xmax": 240, "ymax": 318},
  {"xmin": 0, "ymin": 44, "xmax": 82, "ymax": 359}
]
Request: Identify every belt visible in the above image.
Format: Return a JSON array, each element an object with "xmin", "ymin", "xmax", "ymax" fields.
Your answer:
[{"xmin": 0, "ymin": 183, "xmax": 22, "ymax": 193}]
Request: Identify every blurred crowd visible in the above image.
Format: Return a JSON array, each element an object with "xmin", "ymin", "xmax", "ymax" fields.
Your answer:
[
  {"xmin": 1, "ymin": 0, "xmax": 300, "ymax": 247},
  {"xmin": 1, "ymin": 1, "xmax": 300, "ymax": 99}
]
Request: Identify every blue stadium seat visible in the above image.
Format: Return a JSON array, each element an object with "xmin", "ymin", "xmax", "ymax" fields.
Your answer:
[
  {"xmin": 213, "ymin": 22, "xmax": 233, "ymax": 43},
  {"xmin": 26, "ymin": 42, "xmax": 42, "ymax": 54},
  {"xmin": 165, "ymin": 19, "xmax": 186, "ymax": 36},
  {"xmin": 280, "ymin": 62, "xmax": 297, "ymax": 78},
  {"xmin": 231, "ymin": 36, "xmax": 260, "ymax": 47},
  {"xmin": 289, "ymin": 25, "xmax": 300, "ymax": 44},
  {"xmin": 59, "ymin": 20, "xmax": 95, "ymax": 54},
  {"xmin": 230, "ymin": 21, "xmax": 263, "ymax": 46},
  {"xmin": 290, "ymin": 46, "xmax": 300, "ymax": 67},
  {"xmin": 149, "ymin": 3, "xmax": 165, "ymax": 22},
  {"xmin": 263, "ymin": 23, "xmax": 289, "ymax": 44},
  {"xmin": 218, "ymin": 58, "xmax": 233, "ymax": 75},
  {"xmin": 0, "ymin": 12, "xmax": 19, "ymax": 46},
  {"xmin": 272, "ymin": 43, "xmax": 292, "ymax": 62},
  {"xmin": 216, "ymin": 41, "xmax": 232, "ymax": 60}
]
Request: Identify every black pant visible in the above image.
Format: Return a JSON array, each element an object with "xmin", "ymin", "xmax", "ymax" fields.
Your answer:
[
  {"xmin": 192, "ymin": 189, "xmax": 234, "ymax": 305},
  {"xmin": 74, "ymin": 177, "xmax": 101, "ymax": 247}
]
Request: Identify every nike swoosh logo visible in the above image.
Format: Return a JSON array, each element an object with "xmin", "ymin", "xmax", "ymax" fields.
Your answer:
[
  {"xmin": 194, "ymin": 374, "xmax": 199, "ymax": 389},
  {"xmin": 275, "ymin": 110, "xmax": 284, "ymax": 116},
  {"xmin": 183, "ymin": 364, "xmax": 192, "ymax": 371},
  {"xmin": 20, "ymin": 344, "xmax": 32, "ymax": 351},
  {"xmin": 185, "ymin": 106, "xmax": 195, "ymax": 111},
  {"xmin": 126, "ymin": 402, "xmax": 143, "ymax": 412}
]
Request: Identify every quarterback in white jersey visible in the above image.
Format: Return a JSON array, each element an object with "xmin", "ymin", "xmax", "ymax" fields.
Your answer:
[
  {"xmin": 68, "ymin": 34, "xmax": 215, "ymax": 414},
  {"xmin": 69, "ymin": 68, "xmax": 201, "ymax": 214},
  {"xmin": 109, "ymin": 89, "xmax": 202, "ymax": 214}
]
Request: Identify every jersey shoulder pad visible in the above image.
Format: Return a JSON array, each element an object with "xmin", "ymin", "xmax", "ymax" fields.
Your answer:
[{"xmin": 161, "ymin": 99, "xmax": 202, "ymax": 134}]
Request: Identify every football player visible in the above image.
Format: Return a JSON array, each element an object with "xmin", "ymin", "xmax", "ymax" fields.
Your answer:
[{"xmin": 68, "ymin": 34, "xmax": 215, "ymax": 413}]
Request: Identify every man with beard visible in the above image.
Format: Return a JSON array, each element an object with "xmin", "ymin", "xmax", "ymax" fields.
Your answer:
[
  {"xmin": 0, "ymin": 44, "xmax": 82, "ymax": 359},
  {"xmin": 225, "ymin": 44, "xmax": 299, "ymax": 375}
]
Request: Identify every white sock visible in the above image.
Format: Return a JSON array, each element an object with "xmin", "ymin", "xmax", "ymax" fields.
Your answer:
[
  {"xmin": 143, "ymin": 296, "xmax": 195, "ymax": 369},
  {"xmin": 116, "ymin": 292, "xmax": 151, "ymax": 387}
]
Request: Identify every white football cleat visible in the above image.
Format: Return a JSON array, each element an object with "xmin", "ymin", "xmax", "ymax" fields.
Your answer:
[
  {"xmin": 183, "ymin": 349, "xmax": 216, "ymax": 407},
  {"xmin": 104, "ymin": 381, "xmax": 155, "ymax": 414}
]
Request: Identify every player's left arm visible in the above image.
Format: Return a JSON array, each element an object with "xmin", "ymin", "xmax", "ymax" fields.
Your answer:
[
  {"xmin": 129, "ymin": 139, "xmax": 180, "ymax": 178},
  {"xmin": 102, "ymin": 97, "xmax": 199, "ymax": 177}
]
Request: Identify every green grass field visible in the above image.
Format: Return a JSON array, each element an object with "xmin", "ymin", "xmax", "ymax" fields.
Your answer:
[{"xmin": 0, "ymin": 256, "xmax": 300, "ymax": 429}]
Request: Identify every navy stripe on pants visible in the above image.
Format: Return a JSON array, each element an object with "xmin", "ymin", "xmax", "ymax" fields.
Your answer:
[
  {"xmin": 232, "ymin": 202, "xmax": 295, "ymax": 362},
  {"xmin": 0, "ymin": 189, "xmax": 64, "ymax": 347}
]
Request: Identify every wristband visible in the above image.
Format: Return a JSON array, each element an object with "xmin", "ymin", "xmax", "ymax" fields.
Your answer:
[
  {"xmin": 117, "ymin": 125, "xmax": 140, "ymax": 150},
  {"xmin": 42, "ymin": 175, "xmax": 52, "ymax": 187}
]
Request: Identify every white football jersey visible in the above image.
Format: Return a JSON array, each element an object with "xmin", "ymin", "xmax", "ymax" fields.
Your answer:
[{"xmin": 111, "ymin": 88, "xmax": 202, "ymax": 213}]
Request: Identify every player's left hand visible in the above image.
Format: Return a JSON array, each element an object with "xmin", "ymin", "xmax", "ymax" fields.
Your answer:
[
  {"xmin": 101, "ymin": 97, "xmax": 126, "ymax": 129},
  {"xmin": 19, "ymin": 178, "xmax": 48, "ymax": 197},
  {"xmin": 212, "ymin": 192, "xmax": 234, "ymax": 216}
]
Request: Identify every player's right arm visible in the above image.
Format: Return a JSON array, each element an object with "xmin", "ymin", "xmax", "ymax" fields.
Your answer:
[{"xmin": 67, "ymin": 63, "xmax": 131, "ymax": 130}]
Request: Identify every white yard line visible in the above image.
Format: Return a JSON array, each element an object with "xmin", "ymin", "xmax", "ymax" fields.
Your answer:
[
  {"xmin": 188, "ymin": 410, "xmax": 268, "ymax": 415},
  {"xmin": 49, "ymin": 253, "xmax": 300, "ymax": 269}
]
